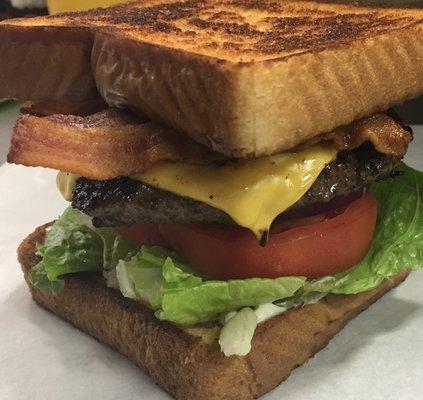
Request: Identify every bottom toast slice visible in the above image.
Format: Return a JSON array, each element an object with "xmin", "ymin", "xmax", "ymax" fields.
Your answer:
[{"xmin": 18, "ymin": 224, "xmax": 410, "ymax": 400}]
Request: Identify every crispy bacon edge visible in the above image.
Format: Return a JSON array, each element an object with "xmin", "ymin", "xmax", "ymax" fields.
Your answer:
[{"xmin": 321, "ymin": 113, "xmax": 412, "ymax": 156}]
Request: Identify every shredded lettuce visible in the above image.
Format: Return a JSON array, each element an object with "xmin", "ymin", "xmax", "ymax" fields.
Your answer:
[
  {"xmin": 219, "ymin": 308, "xmax": 257, "ymax": 356},
  {"xmin": 218, "ymin": 291, "xmax": 328, "ymax": 357},
  {"xmin": 30, "ymin": 164, "xmax": 423, "ymax": 333}
]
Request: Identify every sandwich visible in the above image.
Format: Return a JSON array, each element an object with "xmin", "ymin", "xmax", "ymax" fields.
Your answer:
[{"xmin": 1, "ymin": 1, "xmax": 423, "ymax": 399}]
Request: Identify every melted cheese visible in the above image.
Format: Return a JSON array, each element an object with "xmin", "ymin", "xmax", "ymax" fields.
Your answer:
[
  {"xmin": 57, "ymin": 144, "xmax": 336, "ymax": 238},
  {"xmin": 56, "ymin": 172, "xmax": 81, "ymax": 201},
  {"xmin": 134, "ymin": 144, "xmax": 337, "ymax": 239}
]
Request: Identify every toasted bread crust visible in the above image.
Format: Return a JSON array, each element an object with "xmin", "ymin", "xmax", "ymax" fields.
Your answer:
[
  {"xmin": 1, "ymin": 1, "xmax": 422, "ymax": 156},
  {"xmin": 0, "ymin": 25, "xmax": 97, "ymax": 102},
  {"xmin": 18, "ymin": 224, "xmax": 410, "ymax": 400}
]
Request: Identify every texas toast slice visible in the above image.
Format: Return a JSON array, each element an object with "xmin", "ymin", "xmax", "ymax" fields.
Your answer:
[
  {"xmin": 1, "ymin": 0, "xmax": 422, "ymax": 156},
  {"xmin": 18, "ymin": 223, "xmax": 410, "ymax": 400}
]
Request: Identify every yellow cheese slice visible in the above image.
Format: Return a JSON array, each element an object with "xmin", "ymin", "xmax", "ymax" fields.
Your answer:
[{"xmin": 134, "ymin": 144, "xmax": 337, "ymax": 239}]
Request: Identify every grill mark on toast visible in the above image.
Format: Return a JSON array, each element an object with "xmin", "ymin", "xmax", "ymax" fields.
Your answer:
[
  {"xmin": 228, "ymin": 0, "xmax": 286, "ymax": 12},
  {"xmin": 189, "ymin": 18, "xmax": 261, "ymax": 37},
  {"xmin": 4, "ymin": 0, "xmax": 422, "ymax": 60},
  {"xmin": 253, "ymin": 14, "xmax": 412, "ymax": 53},
  {"xmin": 88, "ymin": 0, "xmax": 204, "ymax": 25}
]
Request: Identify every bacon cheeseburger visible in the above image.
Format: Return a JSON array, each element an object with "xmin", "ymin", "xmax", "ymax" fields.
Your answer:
[{"xmin": 1, "ymin": 1, "xmax": 423, "ymax": 399}]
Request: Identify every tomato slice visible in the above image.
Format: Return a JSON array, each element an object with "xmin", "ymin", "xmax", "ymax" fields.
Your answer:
[
  {"xmin": 158, "ymin": 193, "xmax": 378, "ymax": 279},
  {"xmin": 116, "ymin": 224, "xmax": 168, "ymax": 248}
]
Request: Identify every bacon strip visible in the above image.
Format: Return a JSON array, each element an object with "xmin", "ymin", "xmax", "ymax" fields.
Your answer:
[
  {"xmin": 8, "ymin": 109, "xmax": 412, "ymax": 180},
  {"xmin": 320, "ymin": 114, "xmax": 412, "ymax": 156},
  {"xmin": 8, "ymin": 109, "xmax": 221, "ymax": 180},
  {"xmin": 20, "ymin": 99, "xmax": 107, "ymax": 117}
]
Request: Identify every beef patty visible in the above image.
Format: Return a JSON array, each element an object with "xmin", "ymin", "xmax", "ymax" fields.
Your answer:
[{"xmin": 72, "ymin": 144, "xmax": 401, "ymax": 228}]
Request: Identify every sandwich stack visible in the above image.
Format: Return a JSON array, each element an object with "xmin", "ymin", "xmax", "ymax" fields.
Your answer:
[{"xmin": 1, "ymin": 1, "xmax": 423, "ymax": 399}]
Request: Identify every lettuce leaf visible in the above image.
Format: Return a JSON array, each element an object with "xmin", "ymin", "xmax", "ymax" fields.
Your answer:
[
  {"xmin": 115, "ymin": 246, "xmax": 305, "ymax": 325},
  {"xmin": 28, "ymin": 262, "xmax": 65, "ymax": 295},
  {"xmin": 307, "ymin": 163, "xmax": 423, "ymax": 295},
  {"xmin": 29, "ymin": 208, "xmax": 138, "ymax": 292}
]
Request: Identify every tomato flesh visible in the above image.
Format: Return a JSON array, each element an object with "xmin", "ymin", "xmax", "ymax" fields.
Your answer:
[
  {"xmin": 116, "ymin": 224, "xmax": 168, "ymax": 248},
  {"xmin": 118, "ymin": 193, "xmax": 378, "ymax": 280}
]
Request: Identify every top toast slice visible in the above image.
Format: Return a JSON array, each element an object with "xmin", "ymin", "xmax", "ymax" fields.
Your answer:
[
  {"xmin": 1, "ymin": 0, "xmax": 422, "ymax": 156},
  {"xmin": 4, "ymin": 0, "xmax": 421, "ymax": 62}
]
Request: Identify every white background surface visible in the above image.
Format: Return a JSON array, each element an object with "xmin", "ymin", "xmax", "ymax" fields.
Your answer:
[{"xmin": 0, "ymin": 102, "xmax": 423, "ymax": 400}]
